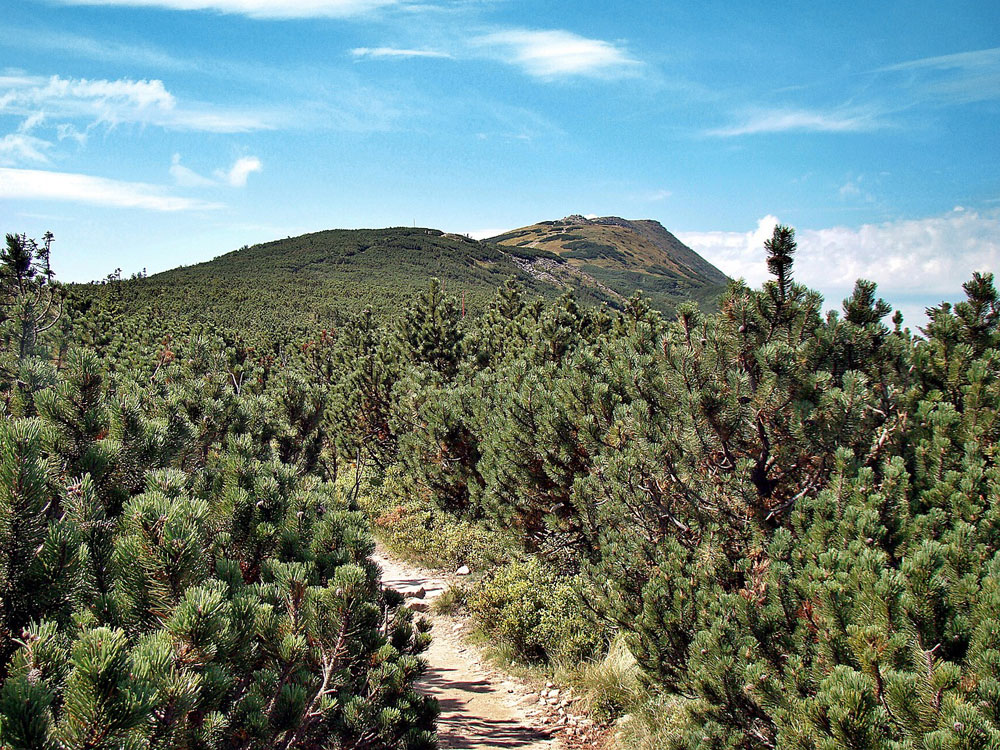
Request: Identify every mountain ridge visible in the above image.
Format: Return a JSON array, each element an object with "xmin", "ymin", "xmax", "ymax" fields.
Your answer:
[{"xmin": 82, "ymin": 219, "xmax": 728, "ymax": 333}]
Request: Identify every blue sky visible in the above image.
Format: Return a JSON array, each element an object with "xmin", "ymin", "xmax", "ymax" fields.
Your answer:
[{"xmin": 1, "ymin": 0, "xmax": 999, "ymax": 324}]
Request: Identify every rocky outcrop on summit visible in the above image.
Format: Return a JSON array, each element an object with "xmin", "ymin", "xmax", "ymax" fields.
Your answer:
[{"xmin": 488, "ymin": 215, "xmax": 728, "ymax": 314}]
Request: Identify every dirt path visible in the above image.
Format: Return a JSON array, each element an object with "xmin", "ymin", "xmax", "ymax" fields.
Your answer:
[{"xmin": 374, "ymin": 547, "xmax": 556, "ymax": 750}]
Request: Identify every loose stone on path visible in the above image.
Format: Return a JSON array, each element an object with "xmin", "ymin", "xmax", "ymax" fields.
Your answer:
[{"xmin": 374, "ymin": 547, "xmax": 555, "ymax": 750}]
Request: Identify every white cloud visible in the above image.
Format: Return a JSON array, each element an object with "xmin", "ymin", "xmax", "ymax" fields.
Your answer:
[
  {"xmin": 838, "ymin": 180, "xmax": 861, "ymax": 198},
  {"xmin": 53, "ymin": 0, "xmax": 407, "ymax": 18},
  {"xmin": 837, "ymin": 176, "xmax": 877, "ymax": 203},
  {"xmin": 19, "ymin": 111, "xmax": 46, "ymax": 132},
  {"xmin": 2, "ymin": 27, "xmax": 200, "ymax": 72},
  {"xmin": 352, "ymin": 46, "xmax": 452, "ymax": 59},
  {"xmin": 710, "ymin": 46, "xmax": 1000, "ymax": 141},
  {"xmin": 878, "ymin": 46, "xmax": 1000, "ymax": 74},
  {"xmin": 0, "ymin": 134, "xmax": 53, "ymax": 165},
  {"xmin": 679, "ymin": 216, "xmax": 781, "ymax": 288},
  {"xmin": 678, "ymin": 209, "xmax": 1000, "ymax": 321},
  {"xmin": 56, "ymin": 124, "xmax": 88, "ymax": 145},
  {"xmin": 170, "ymin": 154, "xmax": 262, "ymax": 187},
  {"xmin": 473, "ymin": 29, "xmax": 639, "ymax": 80},
  {"xmin": 169, "ymin": 153, "xmax": 217, "ymax": 187},
  {"xmin": 875, "ymin": 46, "xmax": 1000, "ymax": 107},
  {"xmin": 216, "ymin": 155, "xmax": 262, "ymax": 187},
  {"xmin": 0, "ymin": 74, "xmax": 274, "ymax": 133},
  {"xmin": 465, "ymin": 227, "xmax": 507, "ymax": 240},
  {"xmin": 0, "ymin": 75, "xmax": 176, "ymax": 110},
  {"xmin": 708, "ymin": 108, "xmax": 883, "ymax": 137},
  {"xmin": 0, "ymin": 167, "xmax": 222, "ymax": 211}
]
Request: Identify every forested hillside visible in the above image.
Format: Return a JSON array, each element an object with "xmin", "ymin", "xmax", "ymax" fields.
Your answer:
[
  {"xmin": 2, "ymin": 224, "xmax": 999, "ymax": 750},
  {"xmin": 74, "ymin": 222, "xmax": 727, "ymax": 336},
  {"xmin": 0, "ymin": 232, "xmax": 438, "ymax": 750},
  {"xmin": 119, "ymin": 228, "xmax": 575, "ymax": 329}
]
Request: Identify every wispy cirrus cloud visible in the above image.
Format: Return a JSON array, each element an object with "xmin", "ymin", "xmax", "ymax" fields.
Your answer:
[
  {"xmin": 0, "ymin": 111, "xmax": 54, "ymax": 165},
  {"xmin": 0, "ymin": 74, "xmax": 276, "ymax": 132},
  {"xmin": 169, "ymin": 154, "xmax": 217, "ymax": 187},
  {"xmin": 352, "ymin": 46, "xmax": 452, "ymax": 59},
  {"xmin": 707, "ymin": 107, "xmax": 884, "ymax": 137},
  {"xmin": 349, "ymin": 28, "xmax": 641, "ymax": 81},
  {"xmin": 712, "ymin": 46, "xmax": 1000, "ymax": 138},
  {"xmin": 0, "ymin": 134, "xmax": 54, "ymax": 165},
  {"xmin": 0, "ymin": 167, "xmax": 223, "ymax": 211},
  {"xmin": 876, "ymin": 46, "xmax": 1000, "ymax": 106},
  {"xmin": 878, "ymin": 46, "xmax": 1000, "ymax": 74},
  {"xmin": 50, "ymin": 0, "xmax": 412, "ymax": 19},
  {"xmin": 170, "ymin": 153, "xmax": 263, "ymax": 187},
  {"xmin": 472, "ymin": 29, "xmax": 640, "ymax": 80},
  {"xmin": 1, "ymin": 27, "xmax": 199, "ymax": 72}
]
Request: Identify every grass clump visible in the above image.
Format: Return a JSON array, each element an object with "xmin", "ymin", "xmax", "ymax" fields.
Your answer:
[
  {"xmin": 431, "ymin": 584, "xmax": 469, "ymax": 615},
  {"xmin": 555, "ymin": 636, "xmax": 644, "ymax": 723},
  {"xmin": 611, "ymin": 692, "xmax": 696, "ymax": 750},
  {"xmin": 354, "ymin": 466, "xmax": 514, "ymax": 570}
]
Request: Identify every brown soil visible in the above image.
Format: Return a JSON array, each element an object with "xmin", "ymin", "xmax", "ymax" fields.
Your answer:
[{"xmin": 374, "ymin": 548, "xmax": 556, "ymax": 750}]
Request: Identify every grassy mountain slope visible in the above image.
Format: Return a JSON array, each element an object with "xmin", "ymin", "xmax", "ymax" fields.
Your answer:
[
  {"xmin": 93, "ymin": 228, "xmax": 587, "ymax": 332},
  {"xmin": 74, "ymin": 222, "xmax": 728, "ymax": 336},
  {"xmin": 490, "ymin": 215, "xmax": 729, "ymax": 314}
]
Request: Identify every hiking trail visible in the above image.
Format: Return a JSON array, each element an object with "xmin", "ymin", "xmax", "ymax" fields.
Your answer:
[{"xmin": 374, "ymin": 547, "xmax": 560, "ymax": 750}]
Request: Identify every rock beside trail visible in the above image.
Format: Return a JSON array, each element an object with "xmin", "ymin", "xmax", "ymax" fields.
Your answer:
[
  {"xmin": 374, "ymin": 546, "xmax": 555, "ymax": 750},
  {"xmin": 524, "ymin": 685, "xmax": 610, "ymax": 748}
]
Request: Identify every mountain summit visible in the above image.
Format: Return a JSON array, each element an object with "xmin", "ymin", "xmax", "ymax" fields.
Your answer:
[
  {"xmin": 489, "ymin": 215, "xmax": 728, "ymax": 314},
  {"xmin": 114, "ymin": 219, "xmax": 727, "ymax": 331}
]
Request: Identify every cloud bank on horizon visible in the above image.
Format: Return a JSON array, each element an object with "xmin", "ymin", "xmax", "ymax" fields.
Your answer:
[{"xmin": 679, "ymin": 208, "xmax": 1000, "ymax": 325}]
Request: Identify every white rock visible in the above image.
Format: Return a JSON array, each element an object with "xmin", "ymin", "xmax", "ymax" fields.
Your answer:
[{"xmin": 456, "ymin": 565, "xmax": 471, "ymax": 575}]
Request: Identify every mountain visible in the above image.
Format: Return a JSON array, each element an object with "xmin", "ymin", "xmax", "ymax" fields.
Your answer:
[
  {"xmin": 77, "ymin": 221, "xmax": 728, "ymax": 335},
  {"xmin": 79, "ymin": 228, "xmax": 576, "ymax": 335},
  {"xmin": 488, "ymin": 215, "xmax": 729, "ymax": 314}
]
